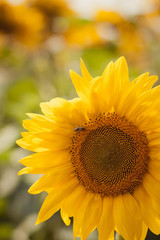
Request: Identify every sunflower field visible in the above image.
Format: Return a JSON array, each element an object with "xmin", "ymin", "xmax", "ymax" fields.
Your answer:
[{"xmin": 0, "ymin": 0, "xmax": 160, "ymax": 240}]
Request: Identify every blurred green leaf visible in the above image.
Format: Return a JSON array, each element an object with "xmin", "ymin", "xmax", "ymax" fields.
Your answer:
[
  {"xmin": 0, "ymin": 198, "xmax": 7, "ymax": 216},
  {"xmin": 82, "ymin": 46, "xmax": 117, "ymax": 76},
  {"xmin": 5, "ymin": 77, "xmax": 41, "ymax": 123},
  {"xmin": 0, "ymin": 223, "xmax": 12, "ymax": 240}
]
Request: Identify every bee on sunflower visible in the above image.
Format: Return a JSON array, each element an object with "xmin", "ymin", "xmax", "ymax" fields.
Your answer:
[{"xmin": 17, "ymin": 57, "xmax": 160, "ymax": 240}]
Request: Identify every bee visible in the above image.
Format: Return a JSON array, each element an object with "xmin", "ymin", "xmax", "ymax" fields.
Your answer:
[{"xmin": 74, "ymin": 126, "xmax": 85, "ymax": 132}]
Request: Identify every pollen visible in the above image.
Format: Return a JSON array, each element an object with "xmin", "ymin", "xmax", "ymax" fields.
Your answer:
[{"xmin": 70, "ymin": 113, "xmax": 150, "ymax": 197}]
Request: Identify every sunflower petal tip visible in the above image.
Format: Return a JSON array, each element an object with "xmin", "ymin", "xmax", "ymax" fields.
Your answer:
[
  {"xmin": 119, "ymin": 56, "xmax": 126, "ymax": 61},
  {"xmin": 80, "ymin": 58, "xmax": 85, "ymax": 68},
  {"xmin": 28, "ymin": 185, "xmax": 36, "ymax": 194},
  {"xmin": 116, "ymin": 56, "xmax": 127, "ymax": 65},
  {"xmin": 69, "ymin": 69, "xmax": 78, "ymax": 80},
  {"xmin": 80, "ymin": 58, "xmax": 92, "ymax": 81},
  {"xmin": 35, "ymin": 218, "xmax": 40, "ymax": 225},
  {"xmin": 102, "ymin": 61, "xmax": 114, "ymax": 77},
  {"xmin": 69, "ymin": 69, "xmax": 74, "ymax": 76},
  {"xmin": 17, "ymin": 169, "xmax": 24, "ymax": 175},
  {"xmin": 28, "ymin": 188, "xmax": 32, "ymax": 194},
  {"xmin": 149, "ymin": 74, "xmax": 158, "ymax": 80},
  {"xmin": 18, "ymin": 158, "xmax": 24, "ymax": 164},
  {"xmin": 39, "ymin": 102, "xmax": 44, "ymax": 108},
  {"xmin": 80, "ymin": 57, "xmax": 84, "ymax": 66},
  {"xmin": 16, "ymin": 139, "xmax": 21, "ymax": 146},
  {"xmin": 69, "ymin": 69, "xmax": 82, "ymax": 83}
]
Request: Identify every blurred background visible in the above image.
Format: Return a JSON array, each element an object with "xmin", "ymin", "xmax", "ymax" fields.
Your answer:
[{"xmin": 0, "ymin": 0, "xmax": 160, "ymax": 239}]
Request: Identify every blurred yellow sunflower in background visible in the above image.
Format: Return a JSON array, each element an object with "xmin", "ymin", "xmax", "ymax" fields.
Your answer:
[
  {"xmin": 95, "ymin": 11, "xmax": 147, "ymax": 63},
  {"xmin": 65, "ymin": 23, "xmax": 103, "ymax": 48},
  {"xmin": 28, "ymin": 0, "xmax": 74, "ymax": 18},
  {"xmin": 17, "ymin": 57, "xmax": 160, "ymax": 240},
  {"xmin": 27, "ymin": 0, "xmax": 75, "ymax": 41},
  {"xmin": 0, "ymin": 0, "xmax": 44, "ymax": 46}
]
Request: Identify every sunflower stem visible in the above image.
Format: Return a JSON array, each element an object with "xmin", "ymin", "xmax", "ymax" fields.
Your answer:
[{"xmin": 115, "ymin": 232, "xmax": 124, "ymax": 240}]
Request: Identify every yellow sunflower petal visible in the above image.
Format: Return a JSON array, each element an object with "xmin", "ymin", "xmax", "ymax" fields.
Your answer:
[
  {"xmin": 90, "ymin": 62, "xmax": 115, "ymax": 112},
  {"xmin": 139, "ymin": 222, "xmax": 148, "ymax": 240},
  {"xmin": 116, "ymin": 71, "xmax": 158, "ymax": 119},
  {"xmin": 134, "ymin": 221, "xmax": 148, "ymax": 240},
  {"xmin": 149, "ymin": 159, "xmax": 160, "ymax": 181},
  {"xmin": 143, "ymin": 173, "xmax": 160, "ymax": 213},
  {"xmin": 97, "ymin": 57, "xmax": 129, "ymax": 114},
  {"xmin": 113, "ymin": 193, "xmax": 140, "ymax": 240},
  {"xmin": 73, "ymin": 193, "xmax": 93, "ymax": 239},
  {"xmin": 97, "ymin": 197, "xmax": 114, "ymax": 240},
  {"xmin": 17, "ymin": 131, "xmax": 71, "ymax": 152},
  {"xmin": 23, "ymin": 113, "xmax": 55, "ymax": 132},
  {"xmin": 70, "ymin": 70, "xmax": 90, "ymax": 102},
  {"xmin": 40, "ymin": 98, "xmax": 71, "ymax": 117},
  {"xmin": 114, "ymin": 56, "xmax": 130, "ymax": 90},
  {"xmin": 73, "ymin": 193, "xmax": 102, "ymax": 240},
  {"xmin": 81, "ymin": 194, "xmax": 102, "ymax": 240},
  {"xmin": 80, "ymin": 59, "xmax": 92, "ymax": 82},
  {"xmin": 18, "ymin": 166, "xmax": 49, "ymax": 175},
  {"xmin": 62, "ymin": 185, "xmax": 87, "ymax": 216},
  {"xmin": 28, "ymin": 163, "xmax": 73, "ymax": 194},
  {"xmin": 134, "ymin": 182, "xmax": 160, "ymax": 235},
  {"xmin": 41, "ymin": 97, "xmax": 88, "ymax": 125},
  {"xmin": 19, "ymin": 150, "xmax": 70, "ymax": 168},
  {"xmin": 135, "ymin": 184, "xmax": 158, "ymax": 213},
  {"xmin": 35, "ymin": 192, "xmax": 62, "ymax": 225},
  {"xmin": 89, "ymin": 76, "xmax": 113, "ymax": 115},
  {"xmin": 132, "ymin": 72, "xmax": 149, "ymax": 89},
  {"xmin": 107, "ymin": 231, "xmax": 115, "ymax": 240},
  {"xmin": 102, "ymin": 61, "xmax": 114, "ymax": 94},
  {"xmin": 69, "ymin": 98, "xmax": 89, "ymax": 123},
  {"xmin": 132, "ymin": 73, "xmax": 158, "ymax": 92},
  {"xmin": 36, "ymin": 178, "xmax": 78, "ymax": 225},
  {"xmin": 60, "ymin": 209, "xmax": 71, "ymax": 226}
]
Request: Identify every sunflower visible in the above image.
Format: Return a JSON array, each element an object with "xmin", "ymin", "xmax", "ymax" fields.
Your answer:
[
  {"xmin": 0, "ymin": 1, "xmax": 44, "ymax": 47},
  {"xmin": 95, "ymin": 10, "xmax": 147, "ymax": 63},
  {"xmin": 28, "ymin": 0, "xmax": 74, "ymax": 18},
  {"xmin": 65, "ymin": 23, "xmax": 103, "ymax": 48},
  {"xmin": 17, "ymin": 57, "xmax": 160, "ymax": 240}
]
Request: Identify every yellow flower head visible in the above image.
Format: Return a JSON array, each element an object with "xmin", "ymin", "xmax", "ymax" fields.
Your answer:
[
  {"xmin": 0, "ymin": 1, "xmax": 44, "ymax": 46},
  {"xmin": 65, "ymin": 23, "xmax": 103, "ymax": 48},
  {"xmin": 29, "ymin": 0, "xmax": 74, "ymax": 18},
  {"xmin": 96, "ymin": 10, "xmax": 125, "ymax": 25},
  {"xmin": 95, "ymin": 10, "xmax": 146, "ymax": 63},
  {"xmin": 17, "ymin": 57, "xmax": 160, "ymax": 240}
]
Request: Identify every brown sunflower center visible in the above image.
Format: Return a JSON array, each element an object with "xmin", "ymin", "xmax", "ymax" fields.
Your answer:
[{"xmin": 70, "ymin": 113, "xmax": 150, "ymax": 197}]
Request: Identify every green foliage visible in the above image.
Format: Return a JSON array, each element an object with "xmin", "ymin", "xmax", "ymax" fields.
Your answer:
[
  {"xmin": 5, "ymin": 77, "xmax": 41, "ymax": 123},
  {"xmin": 0, "ymin": 223, "xmax": 12, "ymax": 240}
]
